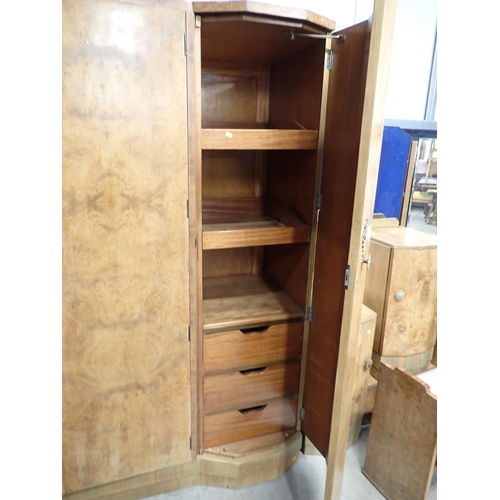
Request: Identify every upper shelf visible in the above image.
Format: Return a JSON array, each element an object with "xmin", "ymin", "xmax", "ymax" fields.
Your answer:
[{"xmin": 201, "ymin": 128, "xmax": 318, "ymax": 150}]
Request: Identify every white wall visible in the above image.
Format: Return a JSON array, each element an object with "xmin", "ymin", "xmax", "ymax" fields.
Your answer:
[{"xmin": 193, "ymin": 0, "xmax": 437, "ymax": 120}]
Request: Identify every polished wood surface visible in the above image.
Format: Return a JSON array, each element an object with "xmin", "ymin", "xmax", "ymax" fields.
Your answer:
[
  {"xmin": 347, "ymin": 305, "xmax": 377, "ymax": 448},
  {"xmin": 380, "ymin": 244, "xmax": 437, "ymax": 356},
  {"xmin": 203, "ymin": 397, "xmax": 298, "ymax": 448},
  {"xmin": 203, "ymin": 321, "xmax": 303, "ymax": 372},
  {"xmin": 363, "ymin": 364, "xmax": 437, "ymax": 500},
  {"xmin": 62, "ymin": 0, "xmax": 191, "ymax": 493},
  {"xmin": 193, "ymin": 1, "xmax": 336, "ymax": 31},
  {"xmin": 203, "ymin": 430, "xmax": 297, "ymax": 458},
  {"xmin": 364, "ymin": 227, "xmax": 437, "ymax": 358},
  {"xmin": 63, "ymin": 433, "xmax": 300, "ymax": 500},
  {"xmin": 202, "ymin": 151, "xmax": 258, "ymax": 199},
  {"xmin": 187, "ymin": 8, "xmax": 203, "ymax": 459},
  {"xmin": 371, "ymin": 225, "xmax": 437, "ymax": 249},
  {"xmin": 301, "ymin": 18, "xmax": 374, "ymax": 459},
  {"xmin": 202, "ymin": 197, "xmax": 263, "ymax": 221},
  {"xmin": 370, "ymin": 346, "xmax": 434, "ymax": 380},
  {"xmin": 204, "ymin": 361, "xmax": 301, "ymax": 412},
  {"xmin": 203, "ymin": 274, "xmax": 304, "ymax": 332},
  {"xmin": 198, "ymin": 16, "xmax": 324, "ymax": 64},
  {"xmin": 316, "ymin": 1, "xmax": 398, "ymax": 498},
  {"xmin": 203, "ymin": 217, "xmax": 310, "ymax": 249},
  {"xmin": 199, "ymin": 431, "xmax": 301, "ymax": 488},
  {"xmin": 364, "ymin": 241, "xmax": 391, "ymax": 351},
  {"xmin": 201, "ymin": 128, "xmax": 318, "ymax": 150}
]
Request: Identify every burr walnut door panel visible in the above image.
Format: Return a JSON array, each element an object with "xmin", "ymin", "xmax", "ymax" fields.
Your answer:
[{"xmin": 62, "ymin": 0, "xmax": 191, "ymax": 493}]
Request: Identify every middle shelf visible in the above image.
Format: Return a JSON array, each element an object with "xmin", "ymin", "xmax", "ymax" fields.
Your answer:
[
  {"xmin": 202, "ymin": 197, "xmax": 311, "ymax": 250},
  {"xmin": 203, "ymin": 274, "xmax": 304, "ymax": 333}
]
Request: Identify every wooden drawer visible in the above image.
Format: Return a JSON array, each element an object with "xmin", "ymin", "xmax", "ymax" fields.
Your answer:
[
  {"xmin": 203, "ymin": 397, "xmax": 298, "ymax": 449},
  {"xmin": 203, "ymin": 321, "xmax": 303, "ymax": 372},
  {"xmin": 204, "ymin": 361, "xmax": 301, "ymax": 413}
]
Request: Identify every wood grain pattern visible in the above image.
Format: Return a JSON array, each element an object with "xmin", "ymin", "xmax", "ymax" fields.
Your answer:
[
  {"xmin": 203, "ymin": 397, "xmax": 298, "ymax": 448},
  {"xmin": 63, "ymin": 0, "xmax": 191, "ymax": 493},
  {"xmin": 202, "ymin": 197, "xmax": 264, "ymax": 222},
  {"xmin": 203, "ymin": 217, "xmax": 310, "ymax": 249},
  {"xmin": 371, "ymin": 226, "xmax": 437, "ymax": 249},
  {"xmin": 347, "ymin": 305, "xmax": 377, "ymax": 447},
  {"xmin": 363, "ymin": 240, "xmax": 391, "ymax": 352},
  {"xmin": 301, "ymin": 18, "xmax": 374, "ymax": 459},
  {"xmin": 192, "ymin": 2, "xmax": 336, "ymax": 31},
  {"xmin": 202, "ymin": 151, "xmax": 257, "ymax": 199},
  {"xmin": 203, "ymin": 321, "xmax": 303, "ymax": 372},
  {"xmin": 370, "ymin": 346, "xmax": 434, "ymax": 379},
  {"xmin": 197, "ymin": 15, "xmax": 327, "ymax": 64},
  {"xmin": 199, "ymin": 431, "xmax": 301, "ymax": 488},
  {"xmin": 363, "ymin": 364, "xmax": 437, "ymax": 500},
  {"xmin": 203, "ymin": 274, "xmax": 304, "ymax": 332},
  {"xmin": 201, "ymin": 128, "xmax": 318, "ymax": 150},
  {"xmin": 204, "ymin": 361, "xmax": 301, "ymax": 412},
  {"xmin": 203, "ymin": 430, "xmax": 297, "ymax": 457},
  {"xmin": 381, "ymin": 245, "xmax": 437, "ymax": 356}
]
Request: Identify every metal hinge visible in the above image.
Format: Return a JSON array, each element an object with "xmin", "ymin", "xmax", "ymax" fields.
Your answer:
[
  {"xmin": 188, "ymin": 326, "xmax": 191, "ymax": 341},
  {"xmin": 316, "ymin": 193, "xmax": 323, "ymax": 211},
  {"xmin": 344, "ymin": 266, "xmax": 350, "ymax": 288},
  {"xmin": 189, "ymin": 436, "xmax": 192, "ymax": 449},
  {"xmin": 183, "ymin": 32, "xmax": 187, "ymax": 56},
  {"xmin": 186, "ymin": 200, "xmax": 189, "ymax": 218},
  {"xmin": 306, "ymin": 307, "xmax": 313, "ymax": 322},
  {"xmin": 326, "ymin": 49, "xmax": 334, "ymax": 70},
  {"xmin": 299, "ymin": 408, "xmax": 305, "ymax": 420}
]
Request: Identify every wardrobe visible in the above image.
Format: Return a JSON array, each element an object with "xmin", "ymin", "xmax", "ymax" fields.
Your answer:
[{"xmin": 62, "ymin": 1, "xmax": 397, "ymax": 499}]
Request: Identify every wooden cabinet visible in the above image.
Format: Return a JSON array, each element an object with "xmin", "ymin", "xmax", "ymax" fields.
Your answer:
[
  {"xmin": 363, "ymin": 226, "xmax": 437, "ymax": 378},
  {"xmin": 62, "ymin": 1, "xmax": 398, "ymax": 499}
]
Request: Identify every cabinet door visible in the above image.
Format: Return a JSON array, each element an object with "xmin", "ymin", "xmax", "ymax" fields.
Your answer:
[
  {"xmin": 383, "ymin": 246, "xmax": 437, "ymax": 356},
  {"xmin": 301, "ymin": 0, "xmax": 397, "ymax": 497},
  {"xmin": 62, "ymin": 0, "xmax": 191, "ymax": 493}
]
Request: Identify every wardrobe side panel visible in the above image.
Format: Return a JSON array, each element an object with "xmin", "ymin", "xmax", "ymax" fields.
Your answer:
[{"xmin": 62, "ymin": 0, "xmax": 191, "ymax": 493}]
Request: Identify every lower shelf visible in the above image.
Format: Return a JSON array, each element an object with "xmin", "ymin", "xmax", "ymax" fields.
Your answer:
[
  {"xmin": 203, "ymin": 430, "xmax": 299, "ymax": 458},
  {"xmin": 203, "ymin": 274, "xmax": 304, "ymax": 332}
]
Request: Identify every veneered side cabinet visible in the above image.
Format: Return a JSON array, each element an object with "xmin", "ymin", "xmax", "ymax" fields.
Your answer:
[
  {"xmin": 62, "ymin": 1, "xmax": 397, "ymax": 499},
  {"xmin": 363, "ymin": 226, "xmax": 437, "ymax": 378}
]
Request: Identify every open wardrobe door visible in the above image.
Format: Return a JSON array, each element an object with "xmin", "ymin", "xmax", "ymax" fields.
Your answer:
[{"xmin": 300, "ymin": 0, "xmax": 397, "ymax": 498}]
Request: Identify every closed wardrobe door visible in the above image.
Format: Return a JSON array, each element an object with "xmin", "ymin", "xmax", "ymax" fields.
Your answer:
[{"xmin": 62, "ymin": 0, "xmax": 191, "ymax": 493}]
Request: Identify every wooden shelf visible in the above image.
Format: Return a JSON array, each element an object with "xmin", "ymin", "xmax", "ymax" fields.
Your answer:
[
  {"xmin": 202, "ymin": 197, "xmax": 310, "ymax": 250},
  {"xmin": 203, "ymin": 274, "xmax": 304, "ymax": 332},
  {"xmin": 203, "ymin": 216, "xmax": 310, "ymax": 249},
  {"xmin": 201, "ymin": 128, "xmax": 318, "ymax": 150}
]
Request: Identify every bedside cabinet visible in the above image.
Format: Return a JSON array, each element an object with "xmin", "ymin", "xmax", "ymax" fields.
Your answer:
[{"xmin": 363, "ymin": 227, "xmax": 437, "ymax": 378}]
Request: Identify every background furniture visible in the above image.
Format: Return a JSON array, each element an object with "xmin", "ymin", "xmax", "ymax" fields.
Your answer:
[
  {"xmin": 363, "ymin": 363, "xmax": 437, "ymax": 500},
  {"xmin": 363, "ymin": 226, "xmax": 437, "ymax": 379},
  {"xmin": 62, "ymin": 1, "xmax": 397, "ymax": 499}
]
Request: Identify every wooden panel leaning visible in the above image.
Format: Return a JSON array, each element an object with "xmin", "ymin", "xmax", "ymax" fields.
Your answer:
[{"xmin": 363, "ymin": 363, "xmax": 437, "ymax": 500}]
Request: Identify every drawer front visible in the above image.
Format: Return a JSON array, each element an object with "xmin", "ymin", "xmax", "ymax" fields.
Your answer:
[
  {"xmin": 203, "ymin": 397, "xmax": 298, "ymax": 448},
  {"xmin": 204, "ymin": 361, "xmax": 301, "ymax": 413},
  {"xmin": 203, "ymin": 322, "xmax": 303, "ymax": 372}
]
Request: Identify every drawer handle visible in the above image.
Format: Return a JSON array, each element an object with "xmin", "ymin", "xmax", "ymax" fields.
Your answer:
[
  {"xmin": 240, "ymin": 326, "xmax": 270, "ymax": 335},
  {"xmin": 239, "ymin": 366, "xmax": 268, "ymax": 375},
  {"xmin": 239, "ymin": 404, "xmax": 267, "ymax": 414}
]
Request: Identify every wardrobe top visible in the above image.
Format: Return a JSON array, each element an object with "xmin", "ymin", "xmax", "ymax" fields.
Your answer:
[{"xmin": 192, "ymin": 1, "xmax": 336, "ymax": 31}]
